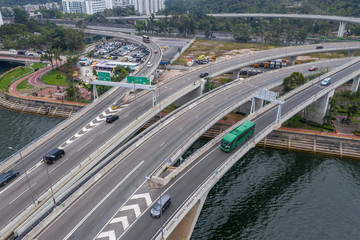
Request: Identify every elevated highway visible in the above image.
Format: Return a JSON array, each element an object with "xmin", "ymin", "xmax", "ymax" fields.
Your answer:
[
  {"xmin": 2, "ymin": 28, "xmax": 360, "ymax": 238},
  {"xmin": 25, "ymin": 58, "xmax": 356, "ymax": 239},
  {"xmin": 121, "ymin": 58, "xmax": 360, "ymax": 240},
  {"xmin": 106, "ymin": 13, "xmax": 360, "ymax": 37}
]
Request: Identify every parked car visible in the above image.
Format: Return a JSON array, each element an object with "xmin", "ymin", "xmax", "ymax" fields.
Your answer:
[
  {"xmin": 320, "ymin": 77, "xmax": 331, "ymax": 86},
  {"xmin": 316, "ymin": 45, "xmax": 324, "ymax": 49},
  {"xmin": 308, "ymin": 66, "xmax": 318, "ymax": 71},
  {"xmin": 200, "ymin": 72, "xmax": 209, "ymax": 78},
  {"xmin": 0, "ymin": 170, "xmax": 19, "ymax": 187},
  {"xmin": 106, "ymin": 115, "xmax": 119, "ymax": 123},
  {"xmin": 9, "ymin": 49, "xmax": 16, "ymax": 53}
]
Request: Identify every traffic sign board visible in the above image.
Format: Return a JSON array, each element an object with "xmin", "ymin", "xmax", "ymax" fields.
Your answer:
[
  {"xmin": 127, "ymin": 76, "xmax": 150, "ymax": 85},
  {"xmin": 98, "ymin": 71, "xmax": 111, "ymax": 81}
]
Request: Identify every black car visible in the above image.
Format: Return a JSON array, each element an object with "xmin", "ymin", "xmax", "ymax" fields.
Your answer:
[
  {"xmin": 316, "ymin": 45, "xmax": 324, "ymax": 49},
  {"xmin": 106, "ymin": 115, "xmax": 119, "ymax": 123},
  {"xmin": 0, "ymin": 170, "xmax": 19, "ymax": 187},
  {"xmin": 200, "ymin": 72, "xmax": 209, "ymax": 78}
]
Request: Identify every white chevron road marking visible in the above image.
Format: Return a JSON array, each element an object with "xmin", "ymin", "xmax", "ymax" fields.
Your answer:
[
  {"xmin": 131, "ymin": 193, "xmax": 152, "ymax": 207},
  {"xmin": 121, "ymin": 204, "xmax": 141, "ymax": 218},
  {"xmin": 110, "ymin": 216, "xmax": 129, "ymax": 230},
  {"xmin": 97, "ymin": 230, "xmax": 116, "ymax": 240}
]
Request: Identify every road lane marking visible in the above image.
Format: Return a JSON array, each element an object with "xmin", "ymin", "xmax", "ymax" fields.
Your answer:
[
  {"xmin": 117, "ymin": 147, "xmax": 219, "ymax": 239},
  {"xmin": 177, "ymin": 126, "xmax": 183, "ymax": 132},
  {"xmin": 159, "ymin": 142, "xmax": 165, "ymax": 147},
  {"xmin": 9, "ymin": 183, "xmax": 36, "ymax": 205},
  {"xmin": 62, "ymin": 161, "xmax": 144, "ymax": 240},
  {"xmin": 120, "ymin": 204, "xmax": 141, "ymax": 218},
  {"xmin": 131, "ymin": 193, "xmax": 152, "ymax": 207},
  {"xmin": 76, "ymin": 139, "xmax": 94, "ymax": 153},
  {"xmin": 97, "ymin": 230, "xmax": 116, "ymax": 240},
  {"xmin": 110, "ymin": 216, "xmax": 129, "ymax": 230}
]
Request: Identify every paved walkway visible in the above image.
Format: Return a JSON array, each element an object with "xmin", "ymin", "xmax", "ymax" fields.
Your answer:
[
  {"xmin": 279, "ymin": 127, "xmax": 360, "ymax": 140},
  {"xmin": 7, "ymin": 63, "xmax": 89, "ymax": 106}
]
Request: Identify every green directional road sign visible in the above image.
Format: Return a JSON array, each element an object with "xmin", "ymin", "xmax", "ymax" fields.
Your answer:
[
  {"xmin": 98, "ymin": 71, "xmax": 111, "ymax": 81},
  {"xmin": 127, "ymin": 76, "xmax": 150, "ymax": 85}
]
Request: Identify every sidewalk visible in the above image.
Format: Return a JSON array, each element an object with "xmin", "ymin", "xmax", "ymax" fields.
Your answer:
[{"xmin": 279, "ymin": 126, "xmax": 360, "ymax": 140}]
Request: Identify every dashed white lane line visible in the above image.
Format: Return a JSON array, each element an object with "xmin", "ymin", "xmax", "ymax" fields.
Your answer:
[
  {"xmin": 9, "ymin": 182, "xmax": 36, "ymax": 205},
  {"xmin": 177, "ymin": 126, "xmax": 183, "ymax": 132},
  {"xmin": 63, "ymin": 161, "xmax": 144, "ymax": 240},
  {"xmin": 76, "ymin": 139, "xmax": 94, "ymax": 153},
  {"xmin": 159, "ymin": 142, "xmax": 165, "ymax": 147}
]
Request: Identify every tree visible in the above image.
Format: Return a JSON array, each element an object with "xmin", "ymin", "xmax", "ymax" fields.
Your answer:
[
  {"xmin": 111, "ymin": 66, "xmax": 131, "ymax": 82},
  {"xmin": 283, "ymin": 72, "xmax": 307, "ymax": 92},
  {"xmin": 13, "ymin": 8, "xmax": 29, "ymax": 24}
]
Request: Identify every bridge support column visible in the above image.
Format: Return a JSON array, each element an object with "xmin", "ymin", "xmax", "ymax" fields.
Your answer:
[
  {"xmin": 233, "ymin": 69, "xmax": 241, "ymax": 80},
  {"xmin": 348, "ymin": 50, "xmax": 358, "ymax": 57},
  {"xmin": 306, "ymin": 89, "xmax": 335, "ymax": 124},
  {"xmin": 351, "ymin": 75, "xmax": 360, "ymax": 93},
  {"xmin": 167, "ymin": 190, "xmax": 210, "ymax": 240},
  {"xmin": 174, "ymin": 80, "xmax": 205, "ymax": 107},
  {"xmin": 289, "ymin": 56, "xmax": 297, "ymax": 66},
  {"xmin": 337, "ymin": 22, "xmax": 346, "ymax": 37}
]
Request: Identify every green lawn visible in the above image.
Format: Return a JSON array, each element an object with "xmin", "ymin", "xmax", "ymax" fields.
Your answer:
[
  {"xmin": 41, "ymin": 69, "xmax": 68, "ymax": 86},
  {"xmin": 16, "ymin": 78, "xmax": 35, "ymax": 91},
  {"xmin": 31, "ymin": 62, "xmax": 47, "ymax": 69},
  {"xmin": 0, "ymin": 67, "xmax": 33, "ymax": 91}
]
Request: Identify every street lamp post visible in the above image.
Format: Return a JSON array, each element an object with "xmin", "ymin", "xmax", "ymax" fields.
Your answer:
[
  {"xmin": 44, "ymin": 163, "xmax": 56, "ymax": 207},
  {"xmin": 8, "ymin": 147, "xmax": 36, "ymax": 206}
]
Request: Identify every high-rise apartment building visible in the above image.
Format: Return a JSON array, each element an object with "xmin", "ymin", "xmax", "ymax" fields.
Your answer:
[
  {"xmin": 133, "ymin": 0, "xmax": 165, "ymax": 15},
  {"xmin": 0, "ymin": 11, "xmax": 3, "ymax": 26},
  {"xmin": 62, "ymin": 0, "xmax": 165, "ymax": 15},
  {"xmin": 62, "ymin": 0, "xmax": 113, "ymax": 15}
]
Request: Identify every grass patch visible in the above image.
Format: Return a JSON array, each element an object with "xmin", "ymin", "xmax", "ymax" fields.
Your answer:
[
  {"xmin": 174, "ymin": 39, "xmax": 276, "ymax": 65},
  {"xmin": 41, "ymin": 69, "xmax": 68, "ymax": 86},
  {"xmin": 308, "ymin": 51, "xmax": 347, "ymax": 59},
  {"xmin": 161, "ymin": 103, "xmax": 177, "ymax": 114},
  {"xmin": 0, "ymin": 67, "xmax": 33, "ymax": 91},
  {"xmin": 16, "ymin": 79, "xmax": 35, "ymax": 91},
  {"xmin": 31, "ymin": 62, "xmax": 47, "ymax": 69}
]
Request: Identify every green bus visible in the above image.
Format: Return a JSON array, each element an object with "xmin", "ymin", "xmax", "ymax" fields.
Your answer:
[{"xmin": 220, "ymin": 121, "xmax": 255, "ymax": 152}]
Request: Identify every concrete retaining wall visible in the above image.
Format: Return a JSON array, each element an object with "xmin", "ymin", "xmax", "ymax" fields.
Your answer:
[
  {"xmin": 258, "ymin": 130, "xmax": 360, "ymax": 159},
  {"xmin": 0, "ymin": 90, "xmax": 82, "ymax": 118}
]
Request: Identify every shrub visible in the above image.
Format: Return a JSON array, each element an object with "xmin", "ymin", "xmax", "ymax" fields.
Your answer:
[{"xmin": 307, "ymin": 120, "xmax": 322, "ymax": 128}]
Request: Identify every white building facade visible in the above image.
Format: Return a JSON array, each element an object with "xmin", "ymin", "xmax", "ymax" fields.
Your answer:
[
  {"xmin": 0, "ymin": 11, "xmax": 3, "ymax": 26},
  {"xmin": 133, "ymin": 0, "xmax": 165, "ymax": 15},
  {"xmin": 62, "ymin": 0, "xmax": 113, "ymax": 15}
]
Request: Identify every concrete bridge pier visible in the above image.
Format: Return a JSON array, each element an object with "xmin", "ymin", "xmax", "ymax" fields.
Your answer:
[
  {"xmin": 236, "ymin": 98, "xmax": 264, "ymax": 115},
  {"xmin": 167, "ymin": 190, "xmax": 210, "ymax": 240},
  {"xmin": 174, "ymin": 81, "xmax": 205, "ymax": 107},
  {"xmin": 351, "ymin": 75, "xmax": 360, "ymax": 92},
  {"xmin": 337, "ymin": 22, "xmax": 346, "ymax": 37},
  {"xmin": 348, "ymin": 50, "xmax": 357, "ymax": 57},
  {"xmin": 307, "ymin": 89, "xmax": 335, "ymax": 124},
  {"xmin": 289, "ymin": 56, "xmax": 297, "ymax": 66},
  {"xmin": 233, "ymin": 69, "xmax": 241, "ymax": 79}
]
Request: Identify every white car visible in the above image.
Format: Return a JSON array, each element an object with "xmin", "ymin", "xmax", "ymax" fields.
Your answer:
[
  {"xmin": 147, "ymin": 61, "xmax": 153, "ymax": 67},
  {"xmin": 9, "ymin": 49, "xmax": 16, "ymax": 53}
]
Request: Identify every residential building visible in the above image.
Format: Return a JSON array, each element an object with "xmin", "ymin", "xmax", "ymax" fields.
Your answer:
[
  {"xmin": 62, "ymin": 0, "xmax": 113, "ymax": 15},
  {"xmin": 0, "ymin": 11, "xmax": 3, "ymax": 26},
  {"xmin": 133, "ymin": 0, "xmax": 165, "ymax": 15}
]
